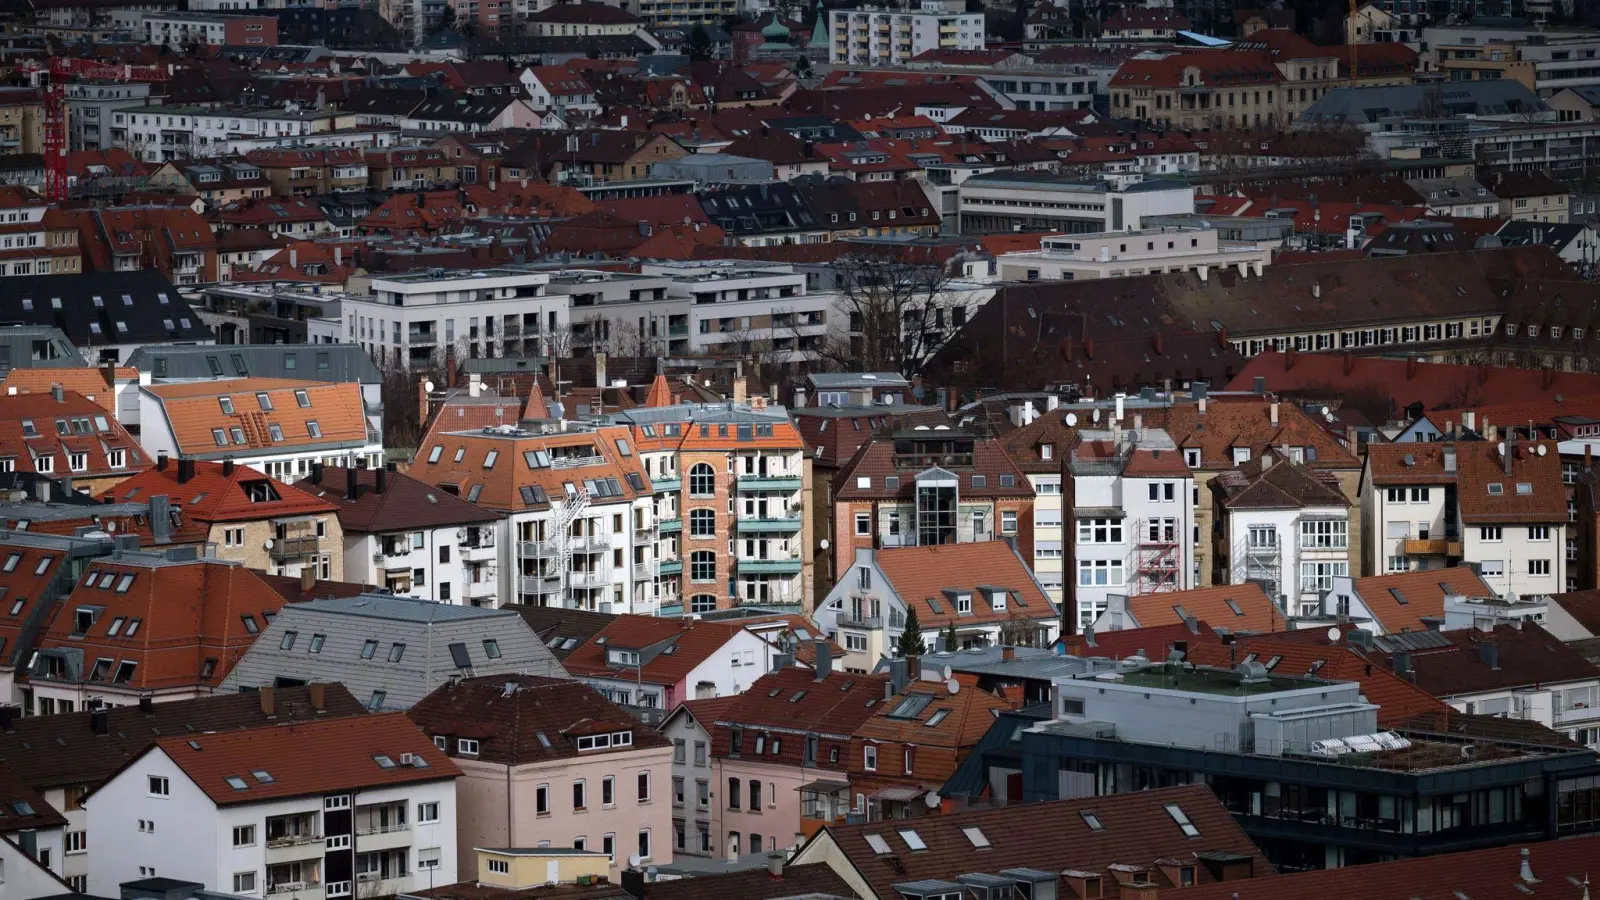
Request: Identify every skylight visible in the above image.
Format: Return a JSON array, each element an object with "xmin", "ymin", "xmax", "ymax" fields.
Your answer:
[
  {"xmin": 226, "ymin": 776, "xmax": 249, "ymax": 791},
  {"xmin": 898, "ymin": 829, "xmax": 927, "ymax": 851},
  {"xmin": 864, "ymin": 833, "xmax": 892, "ymax": 855},
  {"xmin": 1081, "ymin": 810, "xmax": 1104, "ymax": 831},
  {"xmin": 252, "ymin": 770, "xmax": 274, "ymax": 783},
  {"xmin": 962, "ymin": 826, "xmax": 990, "ymax": 849},
  {"xmin": 373, "ymin": 755, "xmax": 396, "ymax": 769},
  {"xmin": 1166, "ymin": 803, "xmax": 1200, "ymax": 837}
]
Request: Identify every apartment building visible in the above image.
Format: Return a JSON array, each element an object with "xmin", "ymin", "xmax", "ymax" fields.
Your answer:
[
  {"xmin": 101, "ymin": 459, "xmax": 345, "ymax": 583},
  {"xmin": 0, "ymin": 186, "xmax": 82, "ymax": 277},
  {"xmin": 138, "ymin": 379, "xmax": 382, "ymax": 483},
  {"xmin": 617, "ymin": 402, "xmax": 810, "ymax": 614},
  {"xmin": 25, "ymin": 552, "xmax": 286, "ymax": 712},
  {"xmin": 995, "ymin": 227, "xmax": 1272, "ymax": 282},
  {"xmin": 956, "ymin": 173, "xmax": 1195, "ymax": 236},
  {"xmin": 0, "ymin": 387, "xmax": 149, "ymax": 495},
  {"xmin": 352, "ymin": 269, "xmax": 563, "ymax": 369},
  {"xmin": 109, "ymin": 105, "xmax": 350, "ymax": 163},
  {"xmin": 559, "ymin": 614, "xmax": 775, "ymax": 712},
  {"xmin": 1361, "ymin": 441, "xmax": 1567, "ymax": 598},
  {"xmin": 408, "ymin": 422, "xmax": 659, "ymax": 614},
  {"xmin": 658, "ymin": 699, "xmax": 725, "ymax": 858},
  {"xmin": 639, "ymin": 261, "xmax": 831, "ymax": 362},
  {"xmin": 828, "ymin": 2, "xmax": 984, "ymax": 67},
  {"xmin": 141, "ymin": 12, "xmax": 277, "ymax": 48},
  {"xmin": 1211, "ymin": 451, "xmax": 1353, "ymax": 615},
  {"xmin": 66, "ymin": 83, "xmax": 159, "ymax": 152},
  {"xmin": 83, "ymin": 713, "xmax": 458, "ymax": 899},
  {"xmin": 1091, "ymin": 581, "xmax": 1283, "ymax": 635},
  {"xmin": 814, "ymin": 542, "xmax": 1058, "ymax": 671}
]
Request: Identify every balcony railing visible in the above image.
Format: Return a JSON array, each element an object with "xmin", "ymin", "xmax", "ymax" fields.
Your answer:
[
  {"xmin": 266, "ymin": 833, "xmax": 321, "ymax": 849},
  {"xmin": 270, "ymin": 536, "xmax": 320, "ymax": 560},
  {"xmin": 735, "ymin": 475, "xmax": 803, "ymax": 492},
  {"xmin": 519, "ymin": 574, "xmax": 560, "ymax": 594},
  {"xmin": 569, "ymin": 570, "xmax": 611, "ymax": 588},
  {"xmin": 633, "ymin": 563, "xmax": 655, "ymax": 581},
  {"xmin": 657, "ymin": 559, "xmax": 683, "ymax": 576},
  {"xmin": 736, "ymin": 555, "xmax": 803, "ymax": 574},
  {"xmin": 1402, "ymin": 538, "xmax": 1461, "ymax": 556},
  {"xmin": 838, "ymin": 615, "xmax": 882, "ymax": 629},
  {"xmin": 653, "ymin": 477, "xmax": 682, "ymax": 493},
  {"xmin": 355, "ymin": 822, "xmax": 409, "ymax": 837},
  {"xmin": 266, "ymin": 882, "xmax": 314, "ymax": 896},
  {"xmin": 656, "ymin": 518, "xmax": 682, "ymax": 534},
  {"xmin": 735, "ymin": 516, "xmax": 803, "ymax": 533}
]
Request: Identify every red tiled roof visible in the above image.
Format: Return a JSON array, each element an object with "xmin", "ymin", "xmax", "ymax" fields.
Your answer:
[
  {"xmin": 561, "ymin": 615, "xmax": 748, "ymax": 686},
  {"xmin": 873, "ymin": 542, "xmax": 1057, "ymax": 628},
  {"xmin": 1114, "ymin": 51, "xmax": 1282, "ymax": 90},
  {"xmin": 1229, "ymin": 351, "xmax": 1600, "ymax": 414},
  {"xmin": 314, "ymin": 466, "xmax": 500, "ymax": 534},
  {"xmin": 1059, "ymin": 619, "xmax": 1219, "ymax": 659},
  {"xmin": 0, "ymin": 390, "xmax": 147, "ymax": 480},
  {"xmin": 1124, "ymin": 582, "xmax": 1284, "ymax": 635},
  {"xmin": 1348, "ymin": 567, "xmax": 1497, "ymax": 634},
  {"xmin": 1372, "ymin": 622, "xmax": 1600, "ymax": 696},
  {"xmin": 711, "ymin": 667, "xmax": 888, "ymax": 769},
  {"xmin": 1365, "ymin": 441, "xmax": 1566, "ymax": 524},
  {"xmin": 1185, "ymin": 639, "xmax": 1445, "ymax": 725},
  {"xmin": 99, "ymin": 460, "xmax": 339, "ymax": 525}
]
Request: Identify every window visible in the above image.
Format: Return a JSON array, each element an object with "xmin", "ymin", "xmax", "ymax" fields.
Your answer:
[
  {"xmin": 1531, "ymin": 559, "xmax": 1552, "ymax": 576},
  {"xmin": 1078, "ymin": 518, "xmax": 1124, "ymax": 544},
  {"xmin": 855, "ymin": 512, "xmax": 871, "ymax": 535},
  {"xmin": 1299, "ymin": 520, "xmax": 1348, "ymax": 549},
  {"xmin": 484, "ymin": 639, "xmax": 501, "ymax": 659},
  {"xmin": 689, "ymin": 509, "xmax": 715, "ymax": 537},
  {"xmin": 487, "ymin": 859, "xmax": 509, "ymax": 875},
  {"xmin": 309, "ymin": 633, "xmax": 325, "ymax": 653},
  {"xmin": 459, "ymin": 738, "xmax": 480, "ymax": 756},
  {"xmin": 690, "ymin": 551, "xmax": 716, "ymax": 582},
  {"xmin": 416, "ymin": 801, "xmax": 439, "ymax": 824},
  {"xmin": 1481, "ymin": 526, "xmax": 1503, "ymax": 542},
  {"xmin": 306, "ymin": 421, "xmax": 321, "ymax": 439},
  {"xmin": 232, "ymin": 825, "xmax": 255, "ymax": 847},
  {"xmin": 864, "ymin": 745, "xmax": 878, "ymax": 771},
  {"xmin": 1001, "ymin": 510, "xmax": 1017, "ymax": 533},
  {"xmin": 279, "ymin": 631, "xmax": 297, "ymax": 651},
  {"xmin": 233, "ymin": 872, "xmax": 257, "ymax": 894},
  {"xmin": 574, "ymin": 780, "xmax": 587, "ymax": 810},
  {"xmin": 689, "ymin": 463, "xmax": 715, "ymax": 496},
  {"xmin": 361, "ymin": 639, "xmax": 378, "ymax": 659},
  {"xmin": 603, "ymin": 776, "xmax": 615, "ymax": 807},
  {"xmin": 1148, "ymin": 482, "xmax": 1176, "ymax": 502},
  {"xmin": 66, "ymin": 831, "xmax": 87, "ymax": 854},
  {"xmin": 1078, "ymin": 560, "xmax": 1125, "ymax": 586},
  {"xmin": 1166, "ymin": 803, "xmax": 1201, "ymax": 837},
  {"xmin": 638, "ymin": 771, "xmax": 651, "ymax": 802},
  {"xmin": 418, "ymin": 848, "xmax": 441, "ymax": 870},
  {"xmin": 603, "ymin": 833, "xmax": 616, "ymax": 864},
  {"xmin": 1299, "ymin": 561, "xmax": 1348, "ymax": 593},
  {"xmin": 388, "ymin": 643, "xmax": 406, "ymax": 663},
  {"xmin": 1530, "ymin": 526, "xmax": 1551, "ymax": 541},
  {"xmin": 536, "ymin": 784, "xmax": 549, "ymax": 815}
]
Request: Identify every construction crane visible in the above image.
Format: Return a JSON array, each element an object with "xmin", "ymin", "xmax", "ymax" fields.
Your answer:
[{"xmin": 23, "ymin": 57, "xmax": 170, "ymax": 203}]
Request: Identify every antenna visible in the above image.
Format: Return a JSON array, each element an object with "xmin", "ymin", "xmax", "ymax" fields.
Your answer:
[
  {"xmin": 940, "ymin": 665, "xmax": 953, "ymax": 680},
  {"xmin": 1538, "ymin": 445, "xmax": 1548, "ymax": 456},
  {"xmin": 627, "ymin": 853, "xmax": 642, "ymax": 868}
]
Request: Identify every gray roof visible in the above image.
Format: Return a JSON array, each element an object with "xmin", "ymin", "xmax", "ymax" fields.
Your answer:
[
  {"xmin": 0, "ymin": 327, "xmax": 86, "ymax": 370},
  {"xmin": 806, "ymin": 372, "xmax": 911, "ymax": 390},
  {"xmin": 218, "ymin": 594, "xmax": 569, "ymax": 709},
  {"xmin": 610, "ymin": 403, "xmax": 791, "ymax": 425},
  {"xmin": 125, "ymin": 344, "xmax": 383, "ymax": 385},
  {"xmin": 1302, "ymin": 80, "xmax": 1549, "ymax": 124},
  {"xmin": 1495, "ymin": 220, "xmax": 1587, "ymax": 249},
  {"xmin": 0, "ymin": 271, "xmax": 209, "ymax": 348}
]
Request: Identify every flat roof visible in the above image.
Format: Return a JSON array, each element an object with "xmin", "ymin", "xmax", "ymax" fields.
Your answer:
[{"xmin": 1089, "ymin": 667, "xmax": 1324, "ymax": 696}]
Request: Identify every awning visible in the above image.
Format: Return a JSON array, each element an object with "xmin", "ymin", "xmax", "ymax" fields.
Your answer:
[
  {"xmin": 876, "ymin": 786, "xmax": 926, "ymax": 802},
  {"xmin": 794, "ymin": 779, "xmax": 849, "ymax": 794},
  {"xmin": 1074, "ymin": 507, "xmax": 1126, "ymax": 519}
]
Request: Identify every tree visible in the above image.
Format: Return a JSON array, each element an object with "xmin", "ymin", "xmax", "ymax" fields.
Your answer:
[
  {"xmin": 942, "ymin": 622, "xmax": 958, "ymax": 653},
  {"xmin": 687, "ymin": 24, "xmax": 713, "ymax": 61},
  {"xmin": 896, "ymin": 606, "xmax": 928, "ymax": 658},
  {"xmin": 810, "ymin": 249, "xmax": 958, "ymax": 377},
  {"xmin": 435, "ymin": 2, "xmax": 456, "ymax": 33}
]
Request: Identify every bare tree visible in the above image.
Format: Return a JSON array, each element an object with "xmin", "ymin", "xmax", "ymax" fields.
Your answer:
[
  {"xmin": 542, "ymin": 323, "xmax": 575, "ymax": 359},
  {"xmin": 813, "ymin": 250, "xmax": 958, "ymax": 377}
]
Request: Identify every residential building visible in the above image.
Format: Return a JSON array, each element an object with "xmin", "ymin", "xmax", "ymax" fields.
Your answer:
[
  {"xmin": 789, "ymin": 784, "xmax": 1270, "ymax": 900},
  {"xmin": 1485, "ymin": 170, "xmax": 1571, "ymax": 223},
  {"xmin": 1211, "ymin": 451, "xmax": 1352, "ymax": 613},
  {"xmin": 815, "ymin": 543, "xmax": 1058, "ymax": 672},
  {"xmin": 0, "ymin": 270, "xmax": 211, "ymax": 365},
  {"xmin": 828, "ymin": 4, "xmax": 985, "ymax": 67},
  {"xmin": 351, "ymin": 269, "xmax": 561, "ymax": 368},
  {"xmin": 0, "ymin": 388, "xmax": 149, "ymax": 494},
  {"xmin": 244, "ymin": 150, "xmax": 368, "ymax": 198},
  {"xmin": 617, "ymin": 401, "xmax": 810, "ymax": 613},
  {"xmin": 109, "ymin": 106, "xmax": 354, "ymax": 164},
  {"xmin": 138, "ymin": 379, "xmax": 382, "ymax": 483},
  {"xmin": 100, "ymin": 459, "xmax": 345, "ymax": 582},
  {"xmin": 408, "ymin": 421, "xmax": 658, "ymax": 614},
  {"xmin": 0, "ymin": 187, "xmax": 81, "ymax": 278},
  {"xmin": 636, "ymin": 261, "xmax": 832, "ymax": 361},
  {"xmin": 1361, "ymin": 440, "xmax": 1567, "ymax": 597},
  {"xmin": 955, "ymin": 173, "xmax": 1195, "ymax": 235},
  {"xmin": 0, "ymin": 766, "xmax": 69, "ymax": 884},
  {"xmin": 996, "ymin": 226, "xmax": 1272, "ymax": 282},
  {"xmin": 83, "ymin": 713, "xmax": 459, "ymax": 898},
  {"xmin": 1312, "ymin": 567, "xmax": 1497, "ymax": 634},
  {"xmin": 218, "ymin": 593, "xmax": 566, "ymax": 710},
  {"xmin": 0, "ymin": 685, "xmax": 366, "ymax": 895},
  {"xmin": 830, "ymin": 426, "xmax": 1035, "ymax": 584},
  {"xmin": 710, "ymin": 661, "xmax": 889, "ymax": 859},
  {"xmin": 66, "ymin": 83, "xmax": 159, "ymax": 152},
  {"xmin": 945, "ymin": 658, "xmax": 1600, "ymax": 871},
  {"xmin": 407, "ymin": 674, "xmax": 674, "ymax": 874},
  {"xmin": 0, "ymin": 530, "xmax": 120, "ymax": 711},
  {"xmin": 25, "ymin": 551, "xmax": 286, "ymax": 712},
  {"xmin": 657, "ymin": 697, "xmax": 732, "ymax": 858},
  {"xmin": 317, "ymin": 466, "xmax": 502, "ymax": 606},
  {"xmin": 1091, "ymin": 582, "xmax": 1283, "ymax": 636},
  {"xmin": 560, "ymin": 614, "xmax": 776, "ymax": 715},
  {"xmin": 140, "ymin": 12, "xmax": 276, "ymax": 47}
]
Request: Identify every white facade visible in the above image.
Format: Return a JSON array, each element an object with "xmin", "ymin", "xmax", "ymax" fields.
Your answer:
[
  {"xmin": 639, "ymin": 261, "xmax": 832, "ymax": 363},
  {"xmin": 353, "ymin": 269, "xmax": 563, "ymax": 369},
  {"xmin": 1219, "ymin": 503, "xmax": 1351, "ymax": 616},
  {"xmin": 997, "ymin": 227, "xmax": 1272, "ymax": 282},
  {"xmin": 957, "ymin": 175, "xmax": 1196, "ymax": 235},
  {"xmin": 573, "ymin": 628, "xmax": 775, "ymax": 709},
  {"xmin": 828, "ymin": 4, "xmax": 985, "ymax": 66},
  {"xmin": 1, "ymin": 831, "xmax": 71, "ymax": 899},
  {"xmin": 66, "ymin": 83, "xmax": 160, "ymax": 152},
  {"xmin": 135, "ymin": 393, "xmax": 384, "ymax": 483},
  {"xmin": 85, "ymin": 747, "xmax": 458, "ymax": 900},
  {"xmin": 110, "ymin": 105, "xmax": 338, "ymax": 163},
  {"xmin": 344, "ymin": 521, "xmax": 498, "ymax": 607}
]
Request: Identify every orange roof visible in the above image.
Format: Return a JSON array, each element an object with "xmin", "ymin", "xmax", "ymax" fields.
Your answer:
[
  {"xmin": 1122, "ymin": 582, "xmax": 1284, "ymax": 635},
  {"xmin": 1349, "ymin": 567, "xmax": 1496, "ymax": 634},
  {"xmin": 1364, "ymin": 441, "xmax": 1566, "ymax": 524},
  {"xmin": 0, "ymin": 390, "xmax": 147, "ymax": 480},
  {"xmin": 873, "ymin": 543, "xmax": 1056, "ymax": 628},
  {"xmin": 641, "ymin": 374, "xmax": 672, "ymax": 408},
  {"xmin": 142, "ymin": 379, "xmax": 370, "ymax": 458},
  {"xmin": 0, "ymin": 542, "xmax": 72, "ymax": 671},
  {"xmin": 35, "ymin": 561, "xmax": 286, "ymax": 691},
  {"xmin": 143, "ymin": 713, "xmax": 457, "ymax": 806},
  {"xmin": 99, "ymin": 460, "xmax": 339, "ymax": 525},
  {"xmin": 409, "ymin": 424, "xmax": 650, "ymax": 513},
  {"xmin": 0, "ymin": 366, "xmax": 132, "ymax": 414},
  {"xmin": 562, "ymin": 616, "xmax": 749, "ymax": 686}
]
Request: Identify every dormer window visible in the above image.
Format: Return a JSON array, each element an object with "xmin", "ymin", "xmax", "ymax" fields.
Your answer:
[{"xmin": 1041, "ymin": 444, "xmax": 1053, "ymax": 460}]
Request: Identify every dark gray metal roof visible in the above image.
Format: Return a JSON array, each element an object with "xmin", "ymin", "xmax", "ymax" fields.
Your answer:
[
  {"xmin": 0, "ymin": 327, "xmax": 86, "ymax": 370},
  {"xmin": 0, "ymin": 270, "xmax": 209, "ymax": 348},
  {"xmin": 1303, "ymin": 80, "xmax": 1549, "ymax": 123},
  {"xmin": 125, "ymin": 343, "xmax": 382, "ymax": 384}
]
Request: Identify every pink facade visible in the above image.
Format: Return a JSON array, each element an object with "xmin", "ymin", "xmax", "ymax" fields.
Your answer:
[
  {"xmin": 451, "ymin": 747, "xmax": 676, "ymax": 875},
  {"xmin": 710, "ymin": 758, "xmax": 811, "ymax": 860}
]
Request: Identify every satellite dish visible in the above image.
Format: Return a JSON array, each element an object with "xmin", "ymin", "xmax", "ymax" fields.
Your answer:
[
  {"xmin": 1497, "ymin": 441, "xmax": 1507, "ymax": 458},
  {"xmin": 924, "ymin": 791, "xmax": 942, "ymax": 809},
  {"xmin": 1326, "ymin": 626, "xmax": 1341, "ymax": 642},
  {"xmin": 1320, "ymin": 406, "xmax": 1330, "ymax": 417},
  {"xmin": 940, "ymin": 665, "xmax": 953, "ymax": 680},
  {"xmin": 1092, "ymin": 409, "xmax": 1101, "ymax": 423},
  {"xmin": 819, "ymin": 538, "xmax": 829, "ymax": 550},
  {"xmin": 105, "ymin": 521, "xmax": 116, "ymax": 533},
  {"xmin": 1065, "ymin": 412, "xmax": 1078, "ymax": 427},
  {"xmin": 1538, "ymin": 445, "xmax": 1548, "ymax": 456},
  {"xmin": 945, "ymin": 677, "xmax": 960, "ymax": 694},
  {"xmin": 264, "ymin": 538, "xmax": 275, "ymax": 550},
  {"xmin": 423, "ymin": 379, "xmax": 435, "ymax": 393},
  {"xmin": 627, "ymin": 854, "xmax": 642, "ymax": 868}
]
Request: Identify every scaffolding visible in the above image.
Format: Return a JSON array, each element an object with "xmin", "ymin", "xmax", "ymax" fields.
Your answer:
[
  {"xmin": 1134, "ymin": 516, "xmax": 1182, "ymax": 594},
  {"xmin": 514, "ymin": 486, "xmax": 590, "ymax": 608}
]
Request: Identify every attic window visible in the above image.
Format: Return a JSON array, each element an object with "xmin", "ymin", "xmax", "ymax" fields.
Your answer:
[
  {"xmin": 1166, "ymin": 803, "xmax": 1201, "ymax": 837},
  {"xmin": 1516, "ymin": 482, "xmax": 1533, "ymax": 494},
  {"xmin": 295, "ymin": 390, "xmax": 311, "ymax": 408},
  {"xmin": 484, "ymin": 450, "xmax": 499, "ymax": 469},
  {"xmin": 257, "ymin": 393, "xmax": 273, "ymax": 411},
  {"xmin": 864, "ymin": 834, "xmax": 892, "ymax": 855},
  {"xmin": 1081, "ymin": 810, "xmax": 1104, "ymax": 831},
  {"xmin": 307, "ymin": 421, "xmax": 322, "ymax": 439},
  {"xmin": 1487, "ymin": 483, "xmax": 1504, "ymax": 495},
  {"xmin": 898, "ymin": 829, "xmax": 927, "ymax": 851},
  {"xmin": 219, "ymin": 397, "xmax": 235, "ymax": 415},
  {"xmin": 251, "ymin": 770, "xmax": 274, "ymax": 783},
  {"xmin": 226, "ymin": 776, "xmax": 249, "ymax": 791},
  {"xmin": 962, "ymin": 825, "xmax": 990, "ymax": 848}
]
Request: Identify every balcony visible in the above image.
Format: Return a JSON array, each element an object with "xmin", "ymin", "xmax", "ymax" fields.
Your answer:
[
  {"xmin": 633, "ymin": 563, "xmax": 655, "ymax": 581},
  {"xmin": 1402, "ymin": 538, "xmax": 1461, "ymax": 556},
  {"xmin": 568, "ymin": 534, "xmax": 611, "ymax": 554},
  {"xmin": 653, "ymin": 477, "xmax": 682, "ymax": 493},
  {"xmin": 737, "ymin": 555, "xmax": 803, "ymax": 574},
  {"xmin": 518, "ymin": 540, "xmax": 559, "ymax": 557},
  {"xmin": 265, "ymin": 882, "xmax": 321, "ymax": 898},
  {"xmin": 568, "ymin": 570, "xmax": 611, "ymax": 588},
  {"xmin": 460, "ymin": 536, "xmax": 496, "ymax": 561},
  {"xmin": 735, "ymin": 475, "xmax": 803, "ymax": 492},
  {"xmin": 838, "ymin": 614, "xmax": 882, "ymax": 629},
  {"xmin": 667, "ymin": 323, "xmax": 689, "ymax": 337},
  {"xmin": 657, "ymin": 517, "xmax": 682, "ymax": 534},
  {"xmin": 271, "ymin": 536, "xmax": 320, "ymax": 561},
  {"xmin": 519, "ymin": 574, "xmax": 560, "ymax": 595},
  {"xmin": 735, "ymin": 516, "xmax": 803, "ymax": 533},
  {"xmin": 657, "ymin": 559, "xmax": 683, "ymax": 576},
  {"xmin": 467, "ymin": 579, "xmax": 496, "ymax": 601}
]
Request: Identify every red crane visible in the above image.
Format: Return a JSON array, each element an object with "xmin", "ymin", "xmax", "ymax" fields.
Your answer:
[{"xmin": 25, "ymin": 57, "xmax": 170, "ymax": 203}]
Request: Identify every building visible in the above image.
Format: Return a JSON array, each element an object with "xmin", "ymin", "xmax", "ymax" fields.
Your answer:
[
  {"xmin": 140, "ymin": 12, "xmax": 277, "ymax": 48},
  {"xmin": 945, "ymin": 658, "xmax": 1600, "ymax": 871},
  {"xmin": 0, "ymin": 270, "xmax": 211, "ymax": 365},
  {"xmin": 351, "ymin": 269, "xmax": 561, "ymax": 368},
  {"xmin": 0, "ymin": 387, "xmax": 149, "ymax": 495},
  {"xmin": 955, "ymin": 173, "xmax": 1195, "ymax": 235},
  {"xmin": 1361, "ymin": 440, "xmax": 1567, "ymax": 597},
  {"xmin": 1314, "ymin": 567, "xmax": 1498, "ymax": 634},
  {"xmin": 406, "ymin": 674, "xmax": 674, "ymax": 874},
  {"xmin": 995, "ymin": 227, "xmax": 1272, "ymax": 282},
  {"xmin": 830, "ymin": 426, "xmax": 1035, "ymax": 585},
  {"xmin": 1211, "ymin": 451, "xmax": 1353, "ymax": 614},
  {"xmin": 656, "ymin": 697, "xmax": 731, "ymax": 858},
  {"xmin": 83, "ymin": 713, "xmax": 459, "ymax": 898},
  {"xmin": 137, "ymin": 379, "xmax": 382, "ymax": 484},
  {"xmin": 828, "ymin": 3, "xmax": 985, "ymax": 67},
  {"xmin": 788, "ymin": 784, "xmax": 1270, "ymax": 900},
  {"xmin": 1091, "ymin": 581, "xmax": 1283, "ymax": 636},
  {"xmin": 317, "ymin": 466, "xmax": 502, "ymax": 606},
  {"xmin": 815, "ymin": 543, "xmax": 1058, "ymax": 672},
  {"xmin": 25, "ymin": 550, "xmax": 287, "ymax": 712},
  {"xmin": 218, "ymin": 593, "xmax": 567, "ymax": 710},
  {"xmin": 616, "ymin": 401, "xmax": 810, "ymax": 614},
  {"xmin": 0, "ymin": 187, "xmax": 81, "ymax": 278},
  {"xmin": 66, "ymin": 83, "xmax": 160, "ymax": 152},
  {"xmin": 559, "ymin": 614, "xmax": 775, "ymax": 715},
  {"xmin": 633, "ymin": 262, "xmax": 832, "ymax": 362},
  {"xmin": 407, "ymin": 421, "xmax": 659, "ymax": 614}
]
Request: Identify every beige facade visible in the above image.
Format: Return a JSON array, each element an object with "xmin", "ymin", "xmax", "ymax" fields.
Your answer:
[
  {"xmin": 473, "ymin": 847, "xmax": 611, "ymax": 887},
  {"xmin": 205, "ymin": 516, "xmax": 342, "ymax": 581}
]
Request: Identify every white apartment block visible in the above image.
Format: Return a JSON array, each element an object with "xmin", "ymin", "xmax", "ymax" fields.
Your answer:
[
  {"xmin": 354, "ymin": 268, "xmax": 564, "ymax": 369},
  {"xmin": 1211, "ymin": 454, "xmax": 1352, "ymax": 616},
  {"xmin": 110, "ymin": 105, "xmax": 344, "ymax": 163},
  {"xmin": 996, "ymin": 227, "xmax": 1272, "ymax": 282},
  {"xmin": 829, "ymin": 2, "xmax": 985, "ymax": 66},
  {"xmin": 639, "ymin": 261, "xmax": 832, "ymax": 363},
  {"xmin": 956, "ymin": 173, "xmax": 1196, "ymax": 235},
  {"xmin": 66, "ymin": 83, "xmax": 160, "ymax": 151},
  {"xmin": 1068, "ymin": 427, "xmax": 1195, "ymax": 631}
]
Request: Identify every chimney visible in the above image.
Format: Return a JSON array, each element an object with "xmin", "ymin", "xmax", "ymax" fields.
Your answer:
[
  {"xmin": 259, "ymin": 685, "xmax": 277, "ymax": 717},
  {"xmin": 156, "ymin": 452, "xmax": 168, "ymax": 472},
  {"xmin": 1118, "ymin": 883, "xmax": 1160, "ymax": 900},
  {"xmin": 1284, "ymin": 347, "xmax": 1296, "ymax": 370},
  {"xmin": 222, "ymin": 459, "xmax": 235, "ymax": 476},
  {"xmin": 766, "ymin": 852, "xmax": 784, "ymax": 880},
  {"xmin": 149, "ymin": 495, "xmax": 171, "ymax": 544},
  {"xmin": 446, "ymin": 346, "xmax": 458, "ymax": 389},
  {"xmin": 1503, "ymin": 435, "xmax": 1515, "ymax": 475},
  {"xmin": 102, "ymin": 357, "xmax": 116, "ymax": 391},
  {"xmin": 0, "ymin": 705, "xmax": 16, "ymax": 731},
  {"xmin": 733, "ymin": 377, "xmax": 747, "ymax": 406},
  {"xmin": 309, "ymin": 682, "xmax": 326, "ymax": 711},
  {"xmin": 1114, "ymin": 392, "xmax": 1125, "ymax": 422},
  {"xmin": 1343, "ymin": 352, "xmax": 1354, "ymax": 376},
  {"xmin": 888, "ymin": 657, "xmax": 908, "ymax": 695},
  {"xmin": 301, "ymin": 565, "xmax": 316, "ymax": 593},
  {"xmin": 1270, "ymin": 401, "xmax": 1279, "ymax": 427},
  {"xmin": 51, "ymin": 383, "xmax": 64, "ymax": 403},
  {"xmin": 90, "ymin": 709, "xmax": 109, "ymax": 736},
  {"xmin": 346, "ymin": 466, "xmax": 358, "ymax": 501},
  {"xmin": 334, "ymin": 246, "xmax": 343, "ymax": 267},
  {"xmin": 418, "ymin": 378, "xmax": 430, "ymax": 428},
  {"xmin": 1479, "ymin": 639, "xmax": 1500, "ymax": 670},
  {"xmin": 1520, "ymin": 848, "xmax": 1536, "ymax": 884},
  {"xmin": 289, "ymin": 247, "xmax": 298, "ymax": 269},
  {"xmin": 1002, "ymin": 646, "xmax": 1015, "ymax": 661},
  {"xmin": 468, "ymin": 372, "xmax": 482, "ymax": 399},
  {"xmin": 375, "ymin": 467, "xmax": 389, "ymax": 495},
  {"xmin": 595, "ymin": 351, "xmax": 608, "ymax": 389},
  {"xmin": 1465, "ymin": 410, "xmax": 1477, "ymax": 432},
  {"xmin": 177, "ymin": 458, "xmax": 195, "ymax": 484},
  {"xmin": 813, "ymin": 640, "xmax": 832, "ymax": 681}
]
